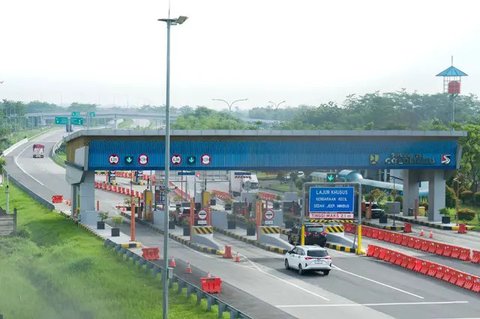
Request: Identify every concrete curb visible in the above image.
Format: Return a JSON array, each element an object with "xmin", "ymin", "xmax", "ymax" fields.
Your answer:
[
  {"xmin": 126, "ymin": 215, "xmax": 223, "ymax": 255},
  {"xmin": 214, "ymin": 227, "xmax": 288, "ymax": 255},
  {"xmin": 325, "ymin": 242, "xmax": 358, "ymax": 254},
  {"xmin": 362, "ymin": 220, "xmax": 404, "ymax": 231},
  {"xmin": 387, "ymin": 214, "xmax": 474, "ymax": 231}
]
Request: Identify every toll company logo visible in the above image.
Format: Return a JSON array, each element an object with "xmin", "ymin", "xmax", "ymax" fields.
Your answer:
[
  {"xmin": 441, "ymin": 154, "xmax": 451, "ymax": 165},
  {"xmin": 369, "ymin": 154, "xmax": 379, "ymax": 165}
]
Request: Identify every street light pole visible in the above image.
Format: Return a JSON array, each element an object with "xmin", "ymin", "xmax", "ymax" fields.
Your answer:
[
  {"xmin": 268, "ymin": 100, "xmax": 286, "ymax": 109},
  {"xmin": 158, "ymin": 15, "xmax": 188, "ymax": 319},
  {"xmin": 212, "ymin": 98, "xmax": 248, "ymax": 112}
]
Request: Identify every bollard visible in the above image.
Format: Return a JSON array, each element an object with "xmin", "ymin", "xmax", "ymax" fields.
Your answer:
[
  {"xmin": 223, "ymin": 245, "xmax": 233, "ymax": 259},
  {"xmin": 404, "ymin": 223, "xmax": 412, "ymax": 233}
]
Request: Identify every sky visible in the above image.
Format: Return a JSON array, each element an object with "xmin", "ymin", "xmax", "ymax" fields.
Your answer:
[{"xmin": 1, "ymin": 0, "xmax": 480, "ymax": 111}]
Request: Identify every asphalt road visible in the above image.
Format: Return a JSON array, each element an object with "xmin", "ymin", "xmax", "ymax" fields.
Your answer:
[{"xmin": 4, "ymin": 129, "xmax": 480, "ymax": 319}]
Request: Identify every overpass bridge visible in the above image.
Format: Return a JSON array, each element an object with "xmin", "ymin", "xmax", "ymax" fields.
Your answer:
[{"xmin": 24, "ymin": 111, "xmax": 179, "ymax": 127}]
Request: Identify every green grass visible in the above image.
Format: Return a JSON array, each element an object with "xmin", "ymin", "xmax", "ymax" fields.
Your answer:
[{"xmin": 0, "ymin": 184, "xmax": 224, "ymax": 319}]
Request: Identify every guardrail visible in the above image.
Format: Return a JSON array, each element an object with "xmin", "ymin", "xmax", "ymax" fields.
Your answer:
[
  {"xmin": 3, "ymin": 171, "xmax": 55, "ymax": 210},
  {"xmin": 367, "ymin": 244, "xmax": 480, "ymax": 293},
  {"xmin": 103, "ymin": 239, "xmax": 252, "ymax": 318}
]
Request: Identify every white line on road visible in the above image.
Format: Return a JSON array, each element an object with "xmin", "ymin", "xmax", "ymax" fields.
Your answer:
[
  {"xmin": 276, "ymin": 300, "xmax": 468, "ymax": 308},
  {"xmin": 248, "ymin": 260, "xmax": 330, "ymax": 301},
  {"xmin": 332, "ymin": 265, "xmax": 424, "ymax": 299},
  {"xmin": 14, "ymin": 144, "xmax": 45, "ymax": 186}
]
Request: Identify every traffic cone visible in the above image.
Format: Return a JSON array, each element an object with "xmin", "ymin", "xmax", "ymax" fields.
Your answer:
[
  {"xmin": 185, "ymin": 261, "xmax": 192, "ymax": 274},
  {"xmin": 207, "ymin": 271, "xmax": 212, "ymax": 278},
  {"xmin": 234, "ymin": 253, "xmax": 240, "ymax": 262},
  {"xmin": 429, "ymin": 230, "xmax": 433, "ymax": 239},
  {"xmin": 168, "ymin": 256, "xmax": 176, "ymax": 268},
  {"xmin": 419, "ymin": 228, "xmax": 424, "ymax": 237}
]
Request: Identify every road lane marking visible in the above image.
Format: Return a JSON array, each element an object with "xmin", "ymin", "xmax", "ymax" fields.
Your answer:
[
  {"xmin": 276, "ymin": 300, "xmax": 468, "ymax": 308},
  {"xmin": 332, "ymin": 265, "xmax": 424, "ymax": 299},
  {"xmin": 248, "ymin": 260, "xmax": 330, "ymax": 301},
  {"xmin": 15, "ymin": 144, "xmax": 45, "ymax": 186}
]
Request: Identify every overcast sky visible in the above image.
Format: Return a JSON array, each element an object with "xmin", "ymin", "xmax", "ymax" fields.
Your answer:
[{"xmin": 1, "ymin": 0, "xmax": 479, "ymax": 110}]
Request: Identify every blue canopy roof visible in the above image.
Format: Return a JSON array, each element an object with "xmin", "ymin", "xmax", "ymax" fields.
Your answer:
[{"xmin": 436, "ymin": 66, "xmax": 468, "ymax": 77}]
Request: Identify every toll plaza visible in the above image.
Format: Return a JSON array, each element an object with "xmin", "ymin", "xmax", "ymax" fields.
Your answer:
[{"xmin": 64, "ymin": 129, "xmax": 465, "ymax": 231}]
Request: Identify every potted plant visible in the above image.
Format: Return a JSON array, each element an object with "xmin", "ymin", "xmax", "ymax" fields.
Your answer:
[
  {"xmin": 227, "ymin": 213, "xmax": 236, "ymax": 229},
  {"xmin": 97, "ymin": 211, "xmax": 109, "ymax": 229},
  {"xmin": 111, "ymin": 216, "xmax": 123, "ymax": 237},
  {"xmin": 440, "ymin": 208, "xmax": 451, "ymax": 224},
  {"xmin": 246, "ymin": 218, "xmax": 256, "ymax": 236}
]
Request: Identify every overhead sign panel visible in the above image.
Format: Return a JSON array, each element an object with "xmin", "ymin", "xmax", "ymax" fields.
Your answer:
[
  {"xmin": 55, "ymin": 116, "xmax": 68, "ymax": 125},
  {"xmin": 309, "ymin": 186, "xmax": 354, "ymax": 219}
]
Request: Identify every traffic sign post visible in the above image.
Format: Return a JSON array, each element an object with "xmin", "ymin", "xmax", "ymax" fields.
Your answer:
[
  {"xmin": 302, "ymin": 182, "xmax": 362, "ymax": 255},
  {"xmin": 264, "ymin": 209, "xmax": 274, "ymax": 225},
  {"xmin": 197, "ymin": 209, "xmax": 207, "ymax": 225}
]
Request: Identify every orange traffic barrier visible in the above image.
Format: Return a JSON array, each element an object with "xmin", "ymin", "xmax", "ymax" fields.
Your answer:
[
  {"xmin": 442, "ymin": 267, "xmax": 453, "ymax": 282},
  {"xmin": 419, "ymin": 261, "xmax": 430, "ymax": 275},
  {"xmin": 142, "ymin": 247, "xmax": 160, "ymax": 261},
  {"xmin": 373, "ymin": 246, "xmax": 381, "ymax": 258},
  {"xmin": 200, "ymin": 276, "xmax": 222, "ymax": 294},
  {"xmin": 371, "ymin": 229, "xmax": 379, "ymax": 239},
  {"xmin": 472, "ymin": 278, "xmax": 480, "ymax": 293},
  {"xmin": 400, "ymin": 255, "xmax": 409, "ymax": 268},
  {"xmin": 427, "ymin": 242, "xmax": 436, "ymax": 254},
  {"xmin": 51, "ymin": 195, "xmax": 64, "ymax": 203},
  {"xmin": 407, "ymin": 237, "xmax": 415, "ymax": 248},
  {"xmin": 367, "ymin": 245, "xmax": 375, "ymax": 257},
  {"xmin": 363, "ymin": 227, "xmax": 372, "ymax": 237},
  {"xmin": 456, "ymin": 272, "xmax": 466, "ymax": 287},
  {"xmin": 394, "ymin": 234, "xmax": 403, "ymax": 245},
  {"xmin": 448, "ymin": 269, "xmax": 459, "ymax": 285},
  {"xmin": 443, "ymin": 244, "xmax": 453, "ymax": 257},
  {"xmin": 472, "ymin": 250, "xmax": 480, "ymax": 264},
  {"xmin": 383, "ymin": 231, "xmax": 391, "ymax": 242},
  {"xmin": 427, "ymin": 263, "xmax": 437, "ymax": 277},
  {"xmin": 168, "ymin": 256, "xmax": 176, "ymax": 268},
  {"xmin": 378, "ymin": 230, "xmax": 385, "ymax": 241},
  {"xmin": 406, "ymin": 257, "xmax": 416, "ymax": 270},
  {"xmin": 413, "ymin": 238, "xmax": 422, "ymax": 250},
  {"xmin": 393, "ymin": 252, "xmax": 403, "ymax": 266},
  {"xmin": 458, "ymin": 223, "xmax": 467, "ymax": 234},
  {"xmin": 185, "ymin": 261, "xmax": 192, "ymax": 274},
  {"xmin": 413, "ymin": 259, "xmax": 422, "ymax": 272},
  {"xmin": 435, "ymin": 265, "xmax": 446, "ymax": 280},
  {"xmin": 459, "ymin": 248, "xmax": 471, "ymax": 261},
  {"xmin": 400, "ymin": 235, "xmax": 409, "ymax": 246},
  {"xmin": 378, "ymin": 248, "xmax": 387, "ymax": 260},
  {"xmin": 223, "ymin": 245, "xmax": 233, "ymax": 259},
  {"xmin": 435, "ymin": 243, "xmax": 445, "ymax": 255},
  {"xmin": 464, "ymin": 275, "xmax": 474, "ymax": 290},
  {"xmin": 451, "ymin": 247, "xmax": 461, "ymax": 259}
]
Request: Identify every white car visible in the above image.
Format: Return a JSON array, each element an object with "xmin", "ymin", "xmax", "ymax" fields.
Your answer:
[{"xmin": 284, "ymin": 245, "xmax": 332, "ymax": 275}]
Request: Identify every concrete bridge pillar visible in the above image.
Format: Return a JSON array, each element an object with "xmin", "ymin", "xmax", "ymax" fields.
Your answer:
[
  {"xmin": 427, "ymin": 170, "xmax": 446, "ymax": 222},
  {"xmin": 402, "ymin": 170, "xmax": 420, "ymax": 216}
]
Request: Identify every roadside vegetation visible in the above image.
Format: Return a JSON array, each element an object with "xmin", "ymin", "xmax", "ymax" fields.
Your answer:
[{"xmin": 0, "ymin": 184, "xmax": 224, "ymax": 319}]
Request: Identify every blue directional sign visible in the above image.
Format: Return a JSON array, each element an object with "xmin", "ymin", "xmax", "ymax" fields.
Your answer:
[{"xmin": 309, "ymin": 186, "xmax": 354, "ymax": 213}]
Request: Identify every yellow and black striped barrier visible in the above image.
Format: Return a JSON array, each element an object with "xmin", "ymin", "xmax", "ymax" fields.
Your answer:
[
  {"xmin": 193, "ymin": 226, "xmax": 214, "ymax": 235},
  {"xmin": 121, "ymin": 242, "xmax": 142, "ymax": 248},
  {"xmin": 325, "ymin": 243, "xmax": 356, "ymax": 254},
  {"xmin": 260, "ymin": 226, "xmax": 281, "ymax": 234},
  {"xmin": 325, "ymin": 225, "xmax": 344, "ymax": 233}
]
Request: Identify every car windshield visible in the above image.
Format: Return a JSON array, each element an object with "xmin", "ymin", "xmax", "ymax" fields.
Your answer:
[
  {"xmin": 307, "ymin": 250, "xmax": 329, "ymax": 257},
  {"xmin": 307, "ymin": 227, "xmax": 324, "ymax": 232}
]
